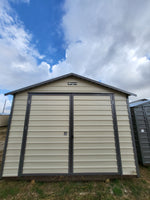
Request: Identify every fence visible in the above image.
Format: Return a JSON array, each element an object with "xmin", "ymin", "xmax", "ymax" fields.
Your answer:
[{"xmin": 0, "ymin": 115, "xmax": 9, "ymax": 127}]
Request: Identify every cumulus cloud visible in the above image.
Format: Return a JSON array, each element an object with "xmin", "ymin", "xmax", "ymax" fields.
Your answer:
[
  {"xmin": 52, "ymin": 0, "xmax": 150, "ymax": 100},
  {"xmin": 1, "ymin": 0, "xmax": 150, "ymax": 114},
  {"xmin": 0, "ymin": 0, "xmax": 51, "ymax": 112},
  {"xmin": 0, "ymin": 0, "xmax": 51, "ymax": 91}
]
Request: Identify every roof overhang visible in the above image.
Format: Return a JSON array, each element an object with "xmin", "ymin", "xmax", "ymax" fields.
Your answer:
[{"xmin": 5, "ymin": 73, "xmax": 136, "ymax": 96}]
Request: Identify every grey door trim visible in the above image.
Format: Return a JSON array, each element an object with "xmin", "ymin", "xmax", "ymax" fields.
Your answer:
[
  {"xmin": 18, "ymin": 92, "xmax": 122, "ymax": 176},
  {"xmin": 110, "ymin": 95, "xmax": 122, "ymax": 175},
  {"xmin": 0, "ymin": 96, "xmax": 15, "ymax": 178},
  {"xmin": 18, "ymin": 93, "xmax": 32, "ymax": 176}
]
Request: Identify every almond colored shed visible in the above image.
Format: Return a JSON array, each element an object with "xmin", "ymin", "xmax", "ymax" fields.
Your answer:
[{"xmin": 1, "ymin": 73, "xmax": 139, "ymax": 179}]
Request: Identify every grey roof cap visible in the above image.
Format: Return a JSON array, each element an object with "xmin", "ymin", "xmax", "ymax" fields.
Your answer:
[
  {"xmin": 5, "ymin": 73, "xmax": 136, "ymax": 96},
  {"xmin": 130, "ymin": 99, "xmax": 150, "ymax": 107}
]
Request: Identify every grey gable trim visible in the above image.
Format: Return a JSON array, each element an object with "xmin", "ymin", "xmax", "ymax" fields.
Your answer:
[
  {"xmin": 130, "ymin": 100, "xmax": 150, "ymax": 108},
  {"xmin": 5, "ymin": 73, "xmax": 136, "ymax": 96}
]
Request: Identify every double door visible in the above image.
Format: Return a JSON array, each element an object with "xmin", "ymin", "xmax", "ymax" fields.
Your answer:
[{"xmin": 19, "ymin": 93, "xmax": 121, "ymax": 175}]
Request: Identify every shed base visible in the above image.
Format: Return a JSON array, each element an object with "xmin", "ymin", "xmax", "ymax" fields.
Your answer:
[{"xmin": 1, "ymin": 175, "xmax": 138, "ymax": 182}]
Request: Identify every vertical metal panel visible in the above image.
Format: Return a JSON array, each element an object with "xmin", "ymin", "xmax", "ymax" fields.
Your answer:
[
  {"xmin": 127, "ymin": 98, "xmax": 140, "ymax": 177},
  {"xmin": 18, "ymin": 94, "xmax": 32, "ymax": 176},
  {"xmin": 140, "ymin": 106, "xmax": 150, "ymax": 164},
  {"xmin": 131, "ymin": 108, "xmax": 143, "ymax": 164},
  {"xmin": 0, "ymin": 96, "xmax": 15, "ymax": 178},
  {"xmin": 131, "ymin": 103, "xmax": 150, "ymax": 166},
  {"xmin": 143, "ymin": 105, "xmax": 150, "ymax": 144}
]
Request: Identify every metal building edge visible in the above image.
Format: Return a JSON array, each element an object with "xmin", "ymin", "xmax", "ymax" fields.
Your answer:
[
  {"xmin": 130, "ymin": 108, "xmax": 143, "ymax": 164},
  {"xmin": 0, "ymin": 96, "xmax": 15, "ymax": 178},
  {"xmin": 110, "ymin": 94, "xmax": 122, "ymax": 175},
  {"xmin": 126, "ymin": 98, "xmax": 140, "ymax": 177},
  {"xmin": 130, "ymin": 103, "xmax": 150, "ymax": 166}
]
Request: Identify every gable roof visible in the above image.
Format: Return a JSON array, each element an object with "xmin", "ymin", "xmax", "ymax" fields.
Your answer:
[
  {"xmin": 5, "ymin": 73, "xmax": 136, "ymax": 96},
  {"xmin": 130, "ymin": 99, "xmax": 150, "ymax": 107}
]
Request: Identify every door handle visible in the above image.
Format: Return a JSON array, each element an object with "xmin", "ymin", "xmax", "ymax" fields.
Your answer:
[{"xmin": 64, "ymin": 132, "xmax": 67, "ymax": 136}]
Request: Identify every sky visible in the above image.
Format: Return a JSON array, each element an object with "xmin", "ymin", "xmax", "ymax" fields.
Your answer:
[{"xmin": 0, "ymin": 0, "xmax": 150, "ymax": 113}]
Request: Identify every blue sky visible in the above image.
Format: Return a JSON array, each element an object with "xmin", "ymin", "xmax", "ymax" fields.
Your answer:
[
  {"xmin": 0, "ymin": 0, "xmax": 67, "ymax": 113},
  {"xmin": 0, "ymin": 0, "xmax": 150, "ymax": 113},
  {"xmin": 10, "ymin": 0, "xmax": 66, "ymax": 66}
]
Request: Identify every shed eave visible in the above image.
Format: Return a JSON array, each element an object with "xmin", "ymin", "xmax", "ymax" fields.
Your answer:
[
  {"xmin": 5, "ymin": 73, "xmax": 136, "ymax": 96},
  {"xmin": 130, "ymin": 100, "xmax": 150, "ymax": 107}
]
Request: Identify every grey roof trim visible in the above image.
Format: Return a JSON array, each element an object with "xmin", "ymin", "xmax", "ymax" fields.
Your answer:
[
  {"xmin": 5, "ymin": 73, "xmax": 136, "ymax": 96},
  {"xmin": 130, "ymin": 99, "xmax": 150, "ymax": 107}
]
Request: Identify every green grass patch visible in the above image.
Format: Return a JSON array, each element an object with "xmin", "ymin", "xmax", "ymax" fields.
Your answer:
[
  {"xmin": 112, "ymin": 186, "xmax": 123, "ymax": 196},
  {"xmin": 0, "ymin": 182, "xmax": 20, "ymax": 199},
  {"xmin": 32, "ymin": 185, "xmax": 47, "ymax": 199}
]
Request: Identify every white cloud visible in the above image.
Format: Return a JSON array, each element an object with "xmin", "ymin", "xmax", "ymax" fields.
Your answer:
[
  {"xmin": 1, "ymin": 0, "xmax": 150, "ymax": 114},
  {"xmin": 52, "ymin": 0, "xmax": 150, "ymax": 101},
  {"xmin": 0, "ymin": 0, "xmax": 51, "ymax": 112},
  {"xmin": 0, "ymin": 0, "xmax": 51, "ymax": 90}
]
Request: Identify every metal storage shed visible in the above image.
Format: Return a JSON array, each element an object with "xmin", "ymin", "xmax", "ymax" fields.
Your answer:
[
  {"xmin": 130, "ymin": 99, "xmax": 150, "ymax": 166},
  {"xmin": 1, "ymin": 73, "xmax": 139, "ymax": 180}
]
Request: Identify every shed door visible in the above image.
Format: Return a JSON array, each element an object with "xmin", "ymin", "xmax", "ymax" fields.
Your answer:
[
  {"xmin": 22, "ymin": 95, "xmax": 70, "ymax": 174},
  {"xmin": 21, "ymin": 93, "xmax": 121, "ymax": 175},
  {"xmin": 73, "ymin": 95, "xmax": 118, "ymax": 173}
]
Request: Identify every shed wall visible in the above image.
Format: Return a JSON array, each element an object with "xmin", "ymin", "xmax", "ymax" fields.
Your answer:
[
  {"xmin": 131, "ymin": 103, "xmax": 150, "ymax": 165},
  {"xmin": 2, "ymin": 77, "xmax": 137, "ymax": 177}
]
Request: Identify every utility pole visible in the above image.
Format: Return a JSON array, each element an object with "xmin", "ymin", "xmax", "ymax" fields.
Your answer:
[{"xmin": 2, "ymin": 99, "xmax": 6, "ymax": 114}]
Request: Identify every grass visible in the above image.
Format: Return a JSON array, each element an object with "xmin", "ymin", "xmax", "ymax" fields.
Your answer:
[
  {"xmin": 0, "ymin": 183, "xmax": 20, "ymax": 199},
  {"xmin": 0, "ymin": 167, "xmax": 150, "ymax": 200}
]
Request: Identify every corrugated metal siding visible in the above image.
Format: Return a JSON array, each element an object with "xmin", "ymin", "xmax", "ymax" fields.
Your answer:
[
  {"xmin": 74, "ymin": 95, "xmax": 118, "ymax": 173},
  {"xmin": 3, "ymin": 95, "xmax": 27, "ymax": 176},
  {"xmin": 115, "ymin": 98, "xmax": 136, "ymax": 175},
  {"xmin": 131, "ymin": 108, "xmax": 142, "ymax": 164},
  {"xmin": 2, "ymin": 76, "xmax": 137, "ymax": 176},
  {"xmin": 131, "ymin": 103, "xmax": 150, "ymax": 165}
]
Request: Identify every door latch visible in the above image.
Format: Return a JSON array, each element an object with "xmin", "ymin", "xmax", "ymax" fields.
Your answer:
[{"xmin": 64, "ymin": 132, "xmax": 67, "ymax": 136}]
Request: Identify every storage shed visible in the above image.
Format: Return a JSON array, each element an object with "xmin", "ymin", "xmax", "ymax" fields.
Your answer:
[
  {"xmin": 1, "ymin": 73, "xmax": 139, "ymax": 179},
  {"xmin": 130, "ymin": 99, "xmax": 150, "ymax": 166}
]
